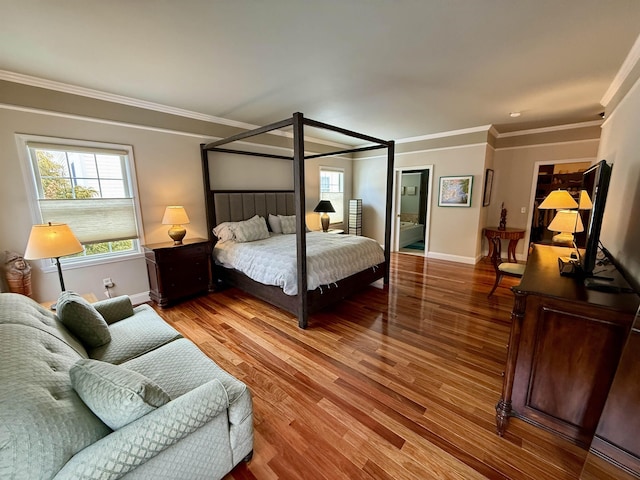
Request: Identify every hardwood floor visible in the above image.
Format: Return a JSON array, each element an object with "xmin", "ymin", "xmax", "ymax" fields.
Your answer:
[{"xmin": 153, "ymin": 253, "xmax": 588, "ymax": 480}]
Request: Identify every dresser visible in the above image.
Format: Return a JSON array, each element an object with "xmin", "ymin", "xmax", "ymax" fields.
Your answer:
[
  {"xmin": 496, "ymin": 244, "xmax": 639, "ymax": 447},
  {"xmin": 143, "ymin": 238, "xmax": 212, "ymax": 307}
]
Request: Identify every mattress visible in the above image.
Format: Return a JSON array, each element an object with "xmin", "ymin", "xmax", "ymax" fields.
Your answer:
[{"xmin": 213, "ymin": 232, "xmax": 385, "ymax": 295}]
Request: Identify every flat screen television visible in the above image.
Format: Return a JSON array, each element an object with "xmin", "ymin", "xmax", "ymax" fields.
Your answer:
[{"xmin": 580, "ymin": 160, "xmax": 612, "ymax": 275}]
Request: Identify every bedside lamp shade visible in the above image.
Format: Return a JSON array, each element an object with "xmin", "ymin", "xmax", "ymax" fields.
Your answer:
[
  {"xmin": 24, "ymin": 222, "xmax": 83, "ymax": 292},
  {"xmin": 313, "ymin": 200, "xmax": 335, "ymax": 232},
  {"xmin": 162, "ymin": 206, "xmax": 190, "ymax": 244}
]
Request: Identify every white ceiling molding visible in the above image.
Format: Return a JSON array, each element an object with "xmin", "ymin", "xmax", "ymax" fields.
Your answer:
[
  {"xmin": 495, "ymin": 120, "xmax": 603, "ymax": 139},
  {"xmin": 0, "ymin": 70, "xmax": 350, "ymax": 149},
  {"xmin": 601, "ymin": 33, "xmax": 640, "ymax": 107},
  {"xmin": 396, "ymin": 124, "xmax": 492, "ymax": 144}
]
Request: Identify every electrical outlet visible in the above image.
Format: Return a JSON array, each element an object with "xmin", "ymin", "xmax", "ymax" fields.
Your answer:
[
  {"xmin": 103, "ymin": 277, "xmax": 114, "ymax": 288},
  {"xmin": 520, "ymin": 207, "xmax": 526, "ymax": 214}
]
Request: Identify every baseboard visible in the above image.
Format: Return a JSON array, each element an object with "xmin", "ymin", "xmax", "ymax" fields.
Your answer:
[
  {"xmin": 130, "ymin": 291, "xmax": 151, "ymax": 306},
  {"xmin": 426, "ymin": 252, "xmax": 477, "ymax": 265}
]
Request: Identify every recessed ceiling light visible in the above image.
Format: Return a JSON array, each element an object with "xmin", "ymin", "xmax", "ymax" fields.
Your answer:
[{"xmin": 509, "ymin": 112, "xmax": 521, "ymax": 118}]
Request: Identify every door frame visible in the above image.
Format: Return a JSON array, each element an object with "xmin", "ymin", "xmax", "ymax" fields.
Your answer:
[
  {"xmin": 392, "ymin": 165, "xmax": 434, "ymax": 254},
  {"xmin": 522, "ymin": 157, "xmax": 595, "ymax": 255}
]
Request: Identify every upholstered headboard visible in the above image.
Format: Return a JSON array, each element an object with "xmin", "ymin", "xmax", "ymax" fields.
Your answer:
[{"xmin": 212, "ymin": 191, "xmax": 295, "ymax": 225}]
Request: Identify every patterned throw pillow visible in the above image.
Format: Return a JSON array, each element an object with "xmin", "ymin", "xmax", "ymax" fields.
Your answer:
[
  {"xmin": 70, "ymin": 359, "xmax": 171, "ymax": 430},
  {"xmin": 56, "ymin": 291, "xmax": 111, "ymax": 348},
  {"xmin": 278, "ymin": 215, "xmax": 296, "ymax": 234},
  {"xmin": 212, "ymin": 222, "xmax": 236, "ymax": 242},
  {"xmin": 231, "ymin": 215, "xmax": 269, "ymax": 242}
]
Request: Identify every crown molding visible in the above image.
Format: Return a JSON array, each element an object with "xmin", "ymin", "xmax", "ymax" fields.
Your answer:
[
  {"xmin": 0, "ymin": 70, "xmax": 350, "ymax": 149},
  {"xmin": 601, "ymin": 33, "xmax": 640, "ymax": 107},
  {"xmin": 396, "ymin": 124, "xmax": 492, "ymax": 144},
  {"xmin": 495, "ymin": 120, "xmax": 603, "ymax": 139}
]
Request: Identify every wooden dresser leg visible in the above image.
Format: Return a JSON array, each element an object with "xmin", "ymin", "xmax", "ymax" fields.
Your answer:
[{"xmin": 496, "ymin": 399, "xmax": 511, "ymax": 436}]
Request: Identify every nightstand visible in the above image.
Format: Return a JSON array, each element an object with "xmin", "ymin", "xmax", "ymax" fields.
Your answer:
[{"xmin": 143, "ymin": 238, "xmax": 212, "ymax": 307}]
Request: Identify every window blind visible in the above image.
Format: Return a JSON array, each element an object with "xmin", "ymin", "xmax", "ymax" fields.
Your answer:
[{"xmin": 39, "ymin": 198, "xmax": 138, "ymax": 244}]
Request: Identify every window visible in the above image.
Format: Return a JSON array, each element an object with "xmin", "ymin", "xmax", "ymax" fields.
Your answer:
[
  {"xmin": 319, "ymin": 167, "xmax": 344, "ymax": 224},
  {"xmin": 20, "ymin": 136, "xmax": 143, "ymax": 265}
]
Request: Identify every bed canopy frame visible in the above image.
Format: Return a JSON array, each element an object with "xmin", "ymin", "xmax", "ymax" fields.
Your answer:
[{"xmin": 200, "ymin": 112, "xmax": 394, "ymax": 328}]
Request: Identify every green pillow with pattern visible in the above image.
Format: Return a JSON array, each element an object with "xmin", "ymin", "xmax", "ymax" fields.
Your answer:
[{"xmin": 56, "ymin": 291, "xmax": 111, "ymax": 348}]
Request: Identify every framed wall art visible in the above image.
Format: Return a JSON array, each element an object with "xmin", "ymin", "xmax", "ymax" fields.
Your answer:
[
  {"xmin": 483, "ymin": 169, "xmax": 494, "ymax": 207},
  {"xmin": 438, "ymin": 175, "xmax": 473, "ymax": 207}
]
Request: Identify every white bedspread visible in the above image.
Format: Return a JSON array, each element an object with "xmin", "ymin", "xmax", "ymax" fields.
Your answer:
[{"xmin": 213, "ymin": 232, "xmax": 385, "ymax": 295}]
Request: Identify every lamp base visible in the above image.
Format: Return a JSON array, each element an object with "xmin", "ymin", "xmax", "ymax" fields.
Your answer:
[
  {"xmin": 552, "ymin": 232, "xmax": 574, "ymax": 246},
  {"xmin": 320, "ymin": 213, "xmax": 330, "ymax": 232},
  {"xmin": 168, "ymin": 225, "xmax": 186, "ymax": 245}
]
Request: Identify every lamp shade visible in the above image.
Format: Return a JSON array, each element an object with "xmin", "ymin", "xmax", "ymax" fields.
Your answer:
[
  {"xmin": 538, "ymin": 189, "xmax": 579, "ymax": 209},
  {"xmin": 548, "ymin": 210, "xmax": 584, "ymax": 234},
  {"xmin": 313, "ymin": 200, "xmax": 335, "ymax": 213},
  {"xmin": 578, "ymin": 190, "xmax": 593, "ymax": 210},
  {"xmin": 162, "ymin": 206, "xmax": 190, "ymax": 225},
  {"xmin": 24, "ymin": 223, "xmax": 83, "ymax": 260}
]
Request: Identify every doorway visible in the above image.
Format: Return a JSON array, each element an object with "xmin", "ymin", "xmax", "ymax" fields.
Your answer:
[
  {"xmin": 523, "ymin": 159, "xmax": 594, "ymax": 251},
  {"xmin": 393, "ymin": 166, "xmax": 433, "ymax": 256}
]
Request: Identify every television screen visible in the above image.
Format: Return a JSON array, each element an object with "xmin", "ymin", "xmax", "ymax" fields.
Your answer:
[{"xmin": 580, "ymin": 160, "xmax": 612, "ymax": 275}]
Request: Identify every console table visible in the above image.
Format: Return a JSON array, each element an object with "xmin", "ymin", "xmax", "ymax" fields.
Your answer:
[
  {"xmin": 495, "ymin": 244, "xmax": 639, "ymax": 447},
  {"xmin": 484, "ymin": 227, "xmax": 525, "ymax": 263}
]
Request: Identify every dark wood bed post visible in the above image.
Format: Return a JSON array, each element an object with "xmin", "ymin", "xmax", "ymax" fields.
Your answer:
[
  {"xmin": 200, "ymin": 143, "xmax": 214, "ymax": 239},
  {"xmin": 384, "ymin": 141, "xmax": 395, "ymax": 284},
  {"xmin": 292, "ymin": 112, "xmax": 309, "ymax": 328}
]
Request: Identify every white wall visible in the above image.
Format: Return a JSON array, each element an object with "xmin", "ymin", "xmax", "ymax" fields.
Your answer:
[
  {"xmin": 354, "ymin": 143, "xmax": 487, "ymax": 263},
  {"xmin": 597, "ymin": 76, "xmax": 640, "ymax": 286}
]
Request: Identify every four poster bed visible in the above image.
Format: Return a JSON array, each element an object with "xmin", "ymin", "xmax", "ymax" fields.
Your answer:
[{"xmin": 200, "ymin": 112, "xmax": 394, "ymax": 328}]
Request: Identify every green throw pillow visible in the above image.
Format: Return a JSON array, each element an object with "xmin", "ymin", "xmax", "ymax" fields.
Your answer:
[
  {"xmin": 70, "ymin": 359, "xmax": 171, "ymax": 430},
  {"xmin": 56, "ymin": 291, "xmax": 111, "ymax": 348}
]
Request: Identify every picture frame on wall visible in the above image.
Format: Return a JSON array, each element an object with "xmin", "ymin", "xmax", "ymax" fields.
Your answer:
[
  {"xmin": 406, "ymin": 186, "xmax": 416, "ymax": 196},
  {"xmin": 483, "ymin": 169, "xmax": 494, "ymax": 207},
  {"xmin": 438, "ymin": 175, "xmax": 473, "ymax": 207}
]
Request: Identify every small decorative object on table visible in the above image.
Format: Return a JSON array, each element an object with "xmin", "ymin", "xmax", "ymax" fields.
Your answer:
[{"xmin": 499, "ymin": 202, "xmax": 507, "ymax": 231}]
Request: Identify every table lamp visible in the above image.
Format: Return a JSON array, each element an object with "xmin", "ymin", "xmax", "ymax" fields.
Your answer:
[
  {"xmin": 313, "ymin": 200, "xmax": 335, "ymax": 232},
  {"xmin": 162, "ymin": 206, "xmax": 190, "ymax": 244},
  {"xmin": 24, "ymin": 222, "xmax": 83, "ymax": 292},
  {"xmin": 547, "ymin": 210, "xmax": 584, "ymax": 245}
]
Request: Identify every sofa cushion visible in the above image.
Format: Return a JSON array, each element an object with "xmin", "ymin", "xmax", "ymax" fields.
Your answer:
[
  {"xmin": 123, "ymin": 338, "xmax": 251, "ymax": 425},
  {"xmin": 0, "ymin": 292, "xmax": 88, "ymax": 357},
  {"xmin": 70, "ymin": 359, "xmax": 171, "ymax": 430},
  {"xmin": 0, "ymin": 323, "xmax": 110, "ymax": 479},
  {"xmin": 56, "ymin": 291, "xmax": 111, "ymax": 348},
  {"xmin": 89, "ymin": 304, "xmax": 182, "ymax": 364}
]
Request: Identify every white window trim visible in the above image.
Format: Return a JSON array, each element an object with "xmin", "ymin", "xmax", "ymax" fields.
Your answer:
[
  {"xmin": 319, "ymin": 166, "xmax": 345, "ymax": 226},
  {"xmin": 16, "ymin": 134, "xmax": 146, "ymax": 272}
]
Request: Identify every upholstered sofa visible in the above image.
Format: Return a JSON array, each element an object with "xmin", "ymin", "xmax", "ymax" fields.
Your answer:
[{"xmin": 0, "ymin": 292, "xmax": 253, "ymax": 480}]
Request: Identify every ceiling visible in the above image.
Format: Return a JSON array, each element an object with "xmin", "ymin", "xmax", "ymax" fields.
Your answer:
[{"xmin": 2, "ymin": 0, "xmax": 640, "ymax": 144}]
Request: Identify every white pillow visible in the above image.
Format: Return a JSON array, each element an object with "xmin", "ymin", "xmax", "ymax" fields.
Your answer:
[
  {"xmin": 278, "ymin": 215, "xmax": 296, "ymax": 234},
  {"xmin": 212, "ymin": 222, "xmax": 236, "ymax": 242},
  {"xmin": 268, "ymin": 214, "xmax": 282, "ymax": 234},
  {"xmin": 231, "ymin": 215, "xmax": 270, "ymax": 242}
]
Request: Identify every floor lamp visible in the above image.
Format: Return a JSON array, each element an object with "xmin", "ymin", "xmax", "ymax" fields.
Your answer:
[{"xmin": 24, "ymin": 222, "xmax": 83, "ymax": 293}]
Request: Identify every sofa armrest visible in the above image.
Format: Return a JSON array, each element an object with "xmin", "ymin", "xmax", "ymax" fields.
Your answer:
[
  {"xmin": 53, "ymin": 379, "xmax": 229, "ymax": 480},
  {"xmin": 92, "ymin": 296, "xmax": 135, "ymax": 324}
]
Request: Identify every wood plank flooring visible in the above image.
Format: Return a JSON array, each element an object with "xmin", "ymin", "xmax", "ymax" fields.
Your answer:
[{"xmin": 152, "ymin": 253, "xmax": 588, "ymax": 480}]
